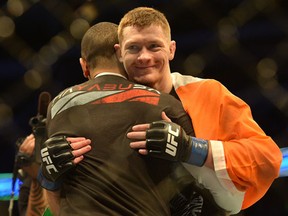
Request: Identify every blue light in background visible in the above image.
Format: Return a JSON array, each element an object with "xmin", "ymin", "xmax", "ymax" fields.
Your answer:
[
  {"xmin": 279, "ymin": 147, "xmax": 288, "ymax": 177},
  {"xmin": 0, "ymin": 173, "xmax": 22, "ymax": 201}
]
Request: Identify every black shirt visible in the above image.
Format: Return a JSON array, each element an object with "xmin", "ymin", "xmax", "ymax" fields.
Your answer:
[{"xmin": 47, "ymin": 74, "xmax": 194, "ymax": 216}]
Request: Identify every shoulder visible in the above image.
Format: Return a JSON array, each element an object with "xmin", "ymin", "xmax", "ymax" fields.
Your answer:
[
  {"xmin": 51, "ymin": 81, "xmax": 91, "ymax": 104},
  {"xmin": 171, "ymin": 72, "xmax": 226, "ymax": 95}
]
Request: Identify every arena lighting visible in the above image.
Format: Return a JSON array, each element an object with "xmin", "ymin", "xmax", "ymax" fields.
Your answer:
[
  {"xmin": 279, "ymin": 148, "xmax": 288, "ymax": 177},
  {"xmin": 0, "ymin": 16, "xmax": 15, "ymax": 38},
  {"xmin": 1, "ymin": 1, "xmax": 94, "ymax": 91},
  {"xmin": 256, "ymin": 58, "xmax": 288, "ymax": 116},
  {"xmin": 77, "ymin": 2, "xmax": 98, "ymax": 22},
  {"xmin": 0, "ymin": 173, "xmax": 21, "ymax": 201},
  {"xmin": 0, "ymin": 103, "xmax": 13, "ymax": 128},
  {"xmin": 7, "ymin": 0, "xmax": 23, "ymax": 17},
  {"xmin": 69, "ymin": 18, "xmax": 90, "ymax": 40},
  {"xmin": 183, "ymin": 54, "xmax": 205, "ymax": 76}
]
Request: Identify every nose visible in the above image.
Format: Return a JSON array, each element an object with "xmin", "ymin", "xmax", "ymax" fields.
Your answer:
[{"xmin": 137, "ymin": 47, "xmax": 151, "ymax": 63}]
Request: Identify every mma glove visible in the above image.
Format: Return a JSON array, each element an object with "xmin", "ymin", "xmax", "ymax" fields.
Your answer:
[
  {"xmin": 146, "ymin": 121, "xmax": 209, "ymax": 167},
  {"xmin": 40, "ymin": 136, "xmax": 75, "ymax": 183}
]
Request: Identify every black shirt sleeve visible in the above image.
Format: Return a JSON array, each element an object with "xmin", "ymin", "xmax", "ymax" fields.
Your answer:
[{"xmin": 160, "ymin": 92, "xmax": 195, "ymax": 136}]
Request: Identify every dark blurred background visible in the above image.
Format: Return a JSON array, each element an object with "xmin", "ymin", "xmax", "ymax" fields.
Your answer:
[{"xmin": 0, "ymin": 0, "xmax": 287, "ymax": 215}]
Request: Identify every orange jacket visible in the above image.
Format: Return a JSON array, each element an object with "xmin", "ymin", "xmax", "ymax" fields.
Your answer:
[{"xmin": 171, "ymin": 72, "xmax": 282, "ymax": 209}]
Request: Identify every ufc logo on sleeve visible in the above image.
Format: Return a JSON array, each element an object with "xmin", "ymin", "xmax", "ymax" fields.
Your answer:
[
  {"xmin": 41, "ymin": 147, "xmax": 59, "ymax": 174},
  {"xmin": 165, "ymin": 125, "xmax": 179, "ymax": 157}
]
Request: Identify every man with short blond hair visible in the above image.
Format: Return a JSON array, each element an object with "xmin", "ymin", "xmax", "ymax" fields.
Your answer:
[{"xmin": 115, "ymin": 6, "xmax": 282, "ymax": 215}]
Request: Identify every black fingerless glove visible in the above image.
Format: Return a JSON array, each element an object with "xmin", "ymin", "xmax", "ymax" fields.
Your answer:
[
  {"xmin": 40, "ymin": 136, "xmax": 75, "ymax": 182},
  {"xmin": 146, "ymin": 121, "xmax": 208, "ymax": 166}
]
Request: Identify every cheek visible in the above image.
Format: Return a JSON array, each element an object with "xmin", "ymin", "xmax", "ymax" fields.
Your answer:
[
  {"xmin": 122, "ymin": 54, "xmax": 135, "ymax": 67},
  {"xmin": 122, "ymin": 60, "xmax": 134, "ymax": 76},
  {"xmin": 157, "ymin": 53, "xmax": 170, "ymax": 66}
]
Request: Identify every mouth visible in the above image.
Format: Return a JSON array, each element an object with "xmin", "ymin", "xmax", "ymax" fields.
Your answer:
[{"xmin": 135, "ymin": 65, "xmax": 154, "ymax": 70}]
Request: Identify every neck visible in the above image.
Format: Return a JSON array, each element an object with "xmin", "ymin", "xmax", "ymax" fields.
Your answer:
[
  {"xmin": 90, "ymin": 68, "xmax": 127, "ymax": 79},
  {"xmin": 151, "ymin": 75, "xmax": 173, "ymax": 93},
  {"xmin": 158, "ymin": 73, "xmax": 173, "ymax": 94},
  {"xmin": 94, "ymin": 72, "xmax": 127, "ymax": 79},
  {"xmin": 155, "ymin": 83, "xmax": 172, "ymax": 93}
]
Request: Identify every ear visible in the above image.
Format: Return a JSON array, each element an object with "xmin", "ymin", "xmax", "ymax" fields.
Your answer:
[
  {"xmin": 169, "ymin": 40, "xmax": 176, "ymax": 61},
  {"xmin": 114, "ymin": 44, "xmax": 123, "ymax": 63},
  {"xmin": 79, "ymin": 58, "xmax": 90, "ymax": 79}
]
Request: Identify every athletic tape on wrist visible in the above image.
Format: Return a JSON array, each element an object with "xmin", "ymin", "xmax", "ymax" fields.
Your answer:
[{"xmin": 187, "ymin": 137, "xmax": 209, "ymax": 166}]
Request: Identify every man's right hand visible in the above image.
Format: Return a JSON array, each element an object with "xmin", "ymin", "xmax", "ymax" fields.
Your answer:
[{"xmin": 40, "ymin": 136, "xmax": 91, "ymax": 182}]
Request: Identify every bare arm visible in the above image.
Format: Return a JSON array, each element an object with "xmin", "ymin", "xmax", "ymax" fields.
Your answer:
[
  {"xmin": 25, "ymin": 179, "xmax": 48, "ymax": 216},
  {"xmin": 44, "ymin": 189, "xmax": 61, "ymax": 216},
  {"xmin": 18, "ymin": 134, "xmax": 48, "ymax": 215}
]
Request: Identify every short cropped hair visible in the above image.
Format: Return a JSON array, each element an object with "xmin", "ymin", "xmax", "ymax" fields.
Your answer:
[
  {"xmin": 118, "ymin": 7, "xmax": 171, "ymax": 43},
  {"xmin": 81, "ymin": 22, "xmax": 118, "ymax": 70}
]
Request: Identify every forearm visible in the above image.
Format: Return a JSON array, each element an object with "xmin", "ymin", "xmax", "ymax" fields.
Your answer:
[
  {"xmin": 26, "ymin": 179, "xmax": 48, "ymax": 216},
  {"xmin": 44, "ymin": 189, "xmax": 61, "ymax": 216}
]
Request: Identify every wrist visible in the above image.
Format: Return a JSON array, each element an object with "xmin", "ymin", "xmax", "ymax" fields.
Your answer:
[
  {"xmin": 37, "ymin": 167, "xmax": 62, "ymax": 191},
  {"xmin": 186, "ymin": 137, "xmax": 209, "ymax": 166}
]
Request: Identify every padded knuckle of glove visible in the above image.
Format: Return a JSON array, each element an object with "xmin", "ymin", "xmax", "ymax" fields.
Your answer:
[
  {"xmin": 146, "ymin": 127, "xmax": 166, "ymax": 151},
  {"xmin": 150, "ymin": 120, "xmax": 167, "ymax": 128},
  {"xmin": 46, "ymin": 136, "xmax": 71, "ymax": 148},
  {"xmin": 55, "ymin": 151, "xmax": 75, "ymax": 167},
  {"xmin": 145, "ymin": 120, "xmax": 189, "ymax": 162},
  {"xmin": 147, "ymin": 128, "xmax": 166, "ymax": 141}
]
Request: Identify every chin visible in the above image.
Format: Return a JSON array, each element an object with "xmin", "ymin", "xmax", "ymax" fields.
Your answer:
[
  {"xmin": 136, "ymin": 78, "xmax": 156, "ymax": 88},
  {"xmin": 129, "ymin": 70, "xmax": 157, "ymax": 87}
]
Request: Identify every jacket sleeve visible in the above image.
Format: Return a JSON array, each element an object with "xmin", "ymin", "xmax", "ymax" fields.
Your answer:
[
  {"xmin": 213, "ymin": 88, "xmax": 282, "ymax": 209},
  {"xmin": 176, "ymin": 78, "xmax": 282, "ymax": 209}
]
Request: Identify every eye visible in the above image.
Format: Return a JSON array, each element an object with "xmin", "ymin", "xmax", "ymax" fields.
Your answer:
[
  {"xmin": 127, "ymin": 45, "xmax": 140, "ymax": 53},
  {"xmin": 149, "ymin": 43, "xmax": 161, "ymax": 50}
]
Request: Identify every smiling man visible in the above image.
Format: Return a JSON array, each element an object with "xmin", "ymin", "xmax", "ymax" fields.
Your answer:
[{"xmin": 115, "ymin": 6, "xmax": 282, "ymax": 215}]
